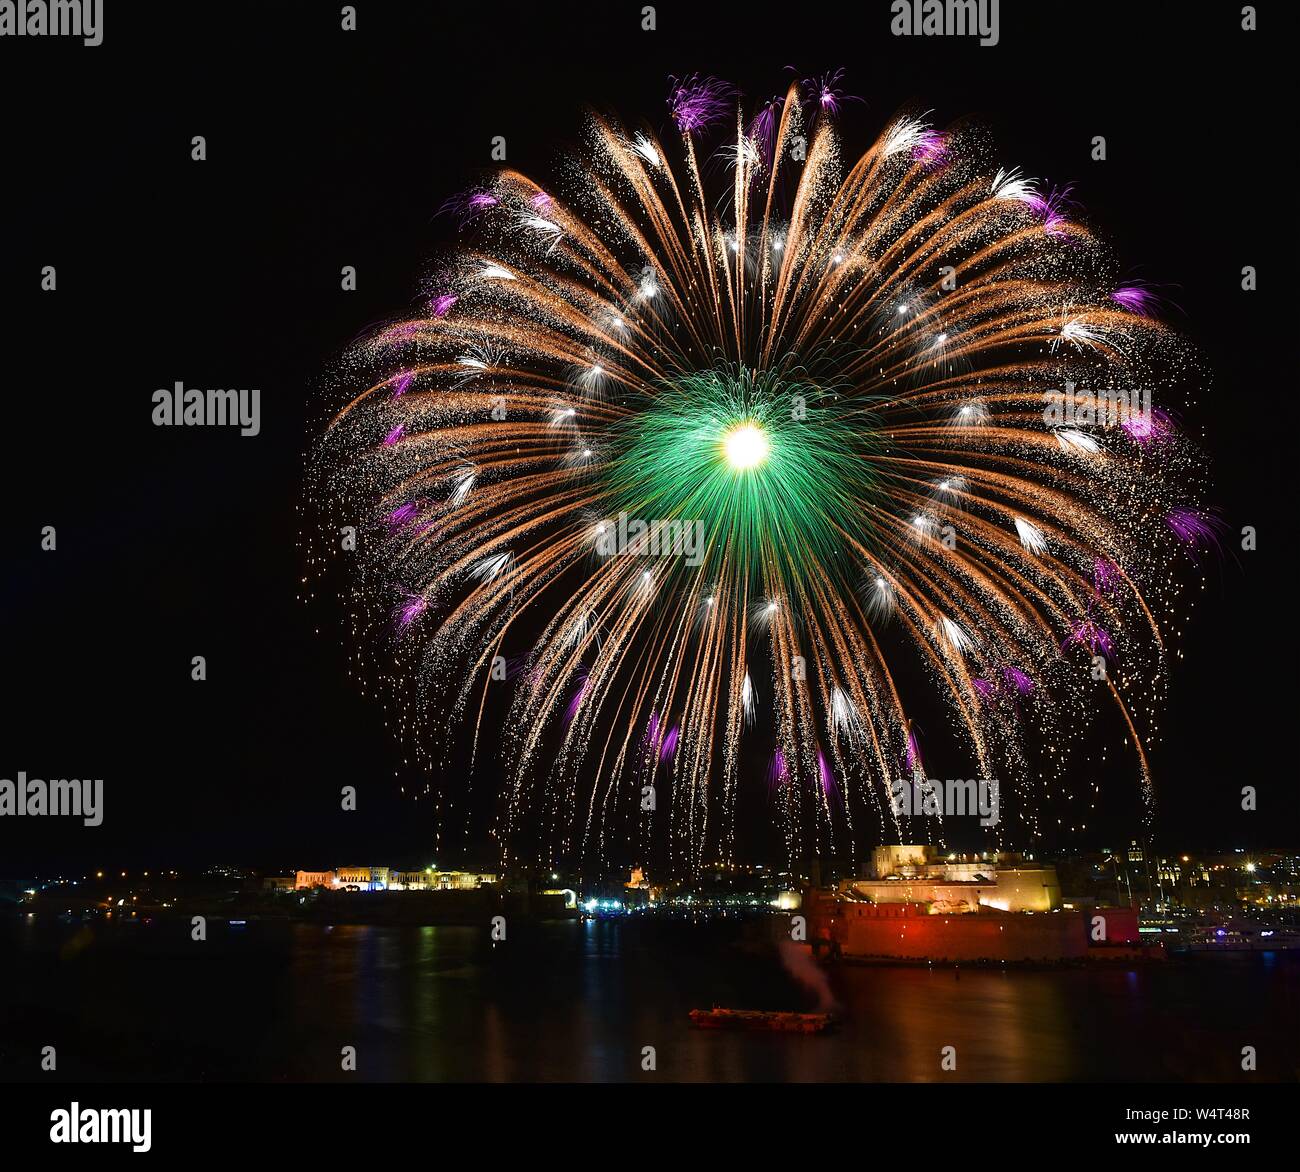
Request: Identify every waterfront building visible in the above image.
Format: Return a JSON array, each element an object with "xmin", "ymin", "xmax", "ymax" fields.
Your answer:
[
  {"xmin": 810, "ymin": 844, "xmax": 1140, "ymax": 962},
  {"xmin": 335, "ymin": 867, "xmax": 390, "ymax": 891},
  {"xmin": 275, "ymin": 867, "xmax": 499, "ymax": 893},
  {"xmin": 851, "ymin": 845, "xmax": 1062, "ymax": 912}
]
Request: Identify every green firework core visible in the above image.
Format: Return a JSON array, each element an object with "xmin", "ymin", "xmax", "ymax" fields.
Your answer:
[{"xmin": 603, "ymin": 368, "xmax": 881, "ymax": 592}]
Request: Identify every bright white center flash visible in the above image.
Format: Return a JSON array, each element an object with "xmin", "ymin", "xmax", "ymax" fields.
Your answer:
[{"xmin": 722, "ymin": 422, "xmax": 769, "ymax": 470}]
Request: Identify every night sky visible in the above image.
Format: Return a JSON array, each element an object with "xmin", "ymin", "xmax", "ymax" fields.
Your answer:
[{"xmin": 1, "ymin": 1, "xmax": 1291, "ymax": 875}]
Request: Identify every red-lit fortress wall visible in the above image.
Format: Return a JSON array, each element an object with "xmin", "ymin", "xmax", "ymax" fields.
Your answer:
[{"xmin": 810, "ymin": 901, "xmax": 1139, "ymax": 962}]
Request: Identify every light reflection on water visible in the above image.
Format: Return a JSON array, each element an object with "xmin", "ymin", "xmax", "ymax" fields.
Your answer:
[{"xmin": 2, "ymin": 917, "xmax": 1296, "ymax": 1082}]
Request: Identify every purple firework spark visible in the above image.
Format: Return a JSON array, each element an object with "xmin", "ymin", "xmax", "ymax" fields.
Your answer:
[
  {"xmin": 395, "ymin": 591, "xmax": 427, "ymax": 629},
  {"xmin": 668, "ymin": 74, "xmax": 734, "ymax": 134},
  {"xmin": 1026, "ymin": 184, "xmax": 1075, "ymax": 236},
  {"xmin": 1121, "ymin": 407, "xmax": 1175, "ymax": 445},
  {"xmin": 429, "ymin": 293, "xmax": 458, "ymax": 318},
  {"xmin": 390, "ymin": 370, "xmax": 415, "ymax": 398},
  {"xmin": 383, "ymin": 423, "xmax": 405, "ymax": 446},
  {"xmin": 1002, "ymin": 666, "xmax": 1035, "ymax": 695},
  {"xmin": 747, "ymin": 97, "xmax": 784, "ymax": 160},
  {"xmin": 768, "ymin": 749, "xmax": 789, "ymax": 791},
  {"xmin": 1064, "ymin": 619, "xmax": 1113, "ymax": 659},
  {"xmin": 1111, "ymin": 284, "xmax": 1157, "ymax": 316},
  {"xmin": 904, "ymin": 728, "xmax": 922, "ymax": 773},
  {"xmin": 439, "ymin": 189, "xmax": 499, "ymax": 225},
  {"xmin": 564, "ymin": 679, "xmax": 590, "ymax": 724},
  {"xmin": 387, "ymin": 501, "xmax": 420, "ymax": 530},
  {"xmin": 1166, "ymin": 507, "xmax": 1226, "ymax": 553},
  {"xmin": 817, "ymin": 750, "xmax": 835, "ymax": 796},
  {"xmin": 911, "ymin": 130, "xmax": 950, "ymax": 169},
  {"xmin": 803, "ymin": 69, "xmax": 859, "ymax": 117},
  {"xmin": 659, "ymin": 726, "xmax": 680, "ymax": 763},
  {"xmin": 1093, "ymin": 557, "xmax": 1122, "ymax": 597}
]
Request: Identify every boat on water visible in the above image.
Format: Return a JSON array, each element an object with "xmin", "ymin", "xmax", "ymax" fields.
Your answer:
[
  {"xmin": 688, "ymin": 1007, "xmax": 836, "ymax": 1034},
  {"xmin": 1176, "ymin": 920, "xmax": 1300, "ymax": 952}
]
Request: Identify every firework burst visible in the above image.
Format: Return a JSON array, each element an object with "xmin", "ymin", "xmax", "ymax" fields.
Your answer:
[{"xmin": 311, "ymin": 74, "xmax": 1215, "ymax": 875}]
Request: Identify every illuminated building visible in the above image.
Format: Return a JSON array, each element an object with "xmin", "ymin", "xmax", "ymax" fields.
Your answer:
[
  {"xmin": 335, "ymin": 866, "xmax": 390, "ymax": 891},
  {"xmin": 387, "ymin": 870, "xmax": 499, "ymax": 889},
  {"xmin": 424, "ymin": 870, "xmax": 497, "ymax": 890},
  {"xmin": 851, "ymin": 845, "xmax": 1062, "ymax": 912},
  {"xmin": 809, "ymin": 844, "xmax": 1139, "ymax": 961},
  {"xmin": 278, "ymin": 867, "xmax": 499, "ymax": 892}
]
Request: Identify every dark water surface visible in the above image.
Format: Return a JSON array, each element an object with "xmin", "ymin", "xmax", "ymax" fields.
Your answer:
[{"xmin": 2, "ymin": 917, "xmax": 1296, "ymax": 1082}]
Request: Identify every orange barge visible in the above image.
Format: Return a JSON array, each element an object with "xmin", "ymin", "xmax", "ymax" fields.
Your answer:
[{"xmin": 688, "ymin": 1007, "xmax": 836, "ymax": 1034}]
